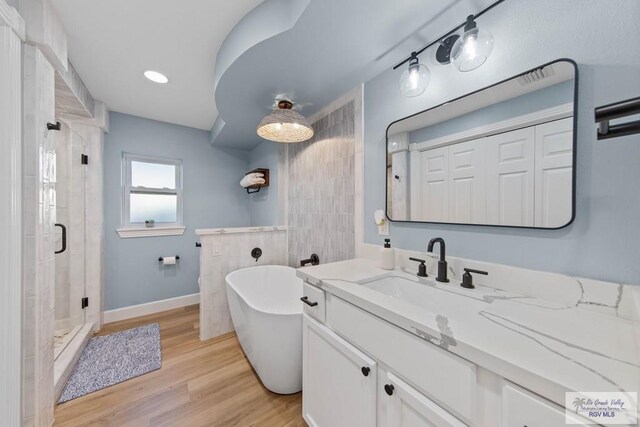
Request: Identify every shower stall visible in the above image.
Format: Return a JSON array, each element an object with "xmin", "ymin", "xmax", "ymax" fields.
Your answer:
[{"xmin": 53, "ymin": 123, "xmax": 89, "ymax": 359}]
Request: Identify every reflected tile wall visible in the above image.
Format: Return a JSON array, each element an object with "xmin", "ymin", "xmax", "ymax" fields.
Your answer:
[{"xmin": 288, "ymin": 101, "xmax": 355, "ymax": 267}]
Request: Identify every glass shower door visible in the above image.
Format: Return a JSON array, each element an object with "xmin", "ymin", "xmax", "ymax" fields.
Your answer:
[{"xmin": 54, "ymin": 124, "xmax": 87, "ymax": 359}]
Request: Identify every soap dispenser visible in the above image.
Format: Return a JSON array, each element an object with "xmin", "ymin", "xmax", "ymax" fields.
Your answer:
[{"xmin": 380, "ymin": 238, "xmax": 395, "ymax": 270}]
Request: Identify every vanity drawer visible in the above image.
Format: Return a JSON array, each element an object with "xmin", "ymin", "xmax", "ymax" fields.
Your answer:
[
  {"xmin": 503, "ymin": 382, "xmax": 588, "ymax": 427},
  {"xmin": 326, "ymin": 295, "xmax": 476, "ymax": 424},
  {"xmin": 302, "ymin": 282, "xmax": 325, "ymax": 322}
]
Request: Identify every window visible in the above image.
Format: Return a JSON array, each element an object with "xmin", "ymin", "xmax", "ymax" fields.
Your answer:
[{"xmin": 119, "ymin": 153, "xmax": 184, "ymax": 237}]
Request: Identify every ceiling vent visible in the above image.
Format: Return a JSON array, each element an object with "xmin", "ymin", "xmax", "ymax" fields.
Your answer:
[{"xmin": 517, "ymin": 65, "xmax": 555, "ymax": 86}]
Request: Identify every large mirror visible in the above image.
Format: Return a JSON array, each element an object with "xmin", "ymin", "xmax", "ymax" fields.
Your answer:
[{"xmin": 386, "ymin": 59, "xmax": 577, "ymax": 229}]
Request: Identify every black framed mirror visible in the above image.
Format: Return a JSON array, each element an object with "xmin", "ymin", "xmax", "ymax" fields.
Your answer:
[{"xmin": 386, "ymin": 58, "xmax": 577, "ymax": 229}]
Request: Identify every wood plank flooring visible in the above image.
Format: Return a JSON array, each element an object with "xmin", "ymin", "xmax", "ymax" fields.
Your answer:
[{"xmin": 53, "ymin": 305, "xmax": 306, "ymax": 427}]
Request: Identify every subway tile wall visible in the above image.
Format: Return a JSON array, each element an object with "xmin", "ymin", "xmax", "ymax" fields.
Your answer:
[
  {"xmin": 22, "ymin": 45, "xmax": 56, "ymax": 427},
  {"xmin": 74, "ymin": 123, "xmax": 105, "ymax": 331},
  {"xmin": 288, "ymin": 101, "xmax": 356, "ymax": 267},
  {"xmin": 198, "ymin": 229, "xmax": 287, "ymax": 340},
  {"xmin": 54, "ymin": 126, "xmax": 71, "ymax": 331}
]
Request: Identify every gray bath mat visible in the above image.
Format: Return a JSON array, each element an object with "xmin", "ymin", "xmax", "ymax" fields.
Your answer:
[{"xmin": 58, "ymin": 323, "xmax": 162, "ymax": 403}]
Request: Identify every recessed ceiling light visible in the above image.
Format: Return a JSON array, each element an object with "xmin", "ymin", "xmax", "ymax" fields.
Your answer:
[{"xmin": 144, "ymin": 70, "xmax": 169, "ymax": 84}]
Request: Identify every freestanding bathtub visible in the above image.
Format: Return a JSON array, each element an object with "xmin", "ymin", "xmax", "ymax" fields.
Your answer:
[{"xmin": 226, "ymin": 265, "xmax": 303, "ymax": 394}]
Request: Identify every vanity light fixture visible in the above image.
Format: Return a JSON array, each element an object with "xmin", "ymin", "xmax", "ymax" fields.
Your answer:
[
  {"xmin": 393, "ymin": 0, "xmax": 504, "ymax": 94},
  {"xmin": 257, "ymin": 99, "xmax": 314, "ymax": 143},
  {"xmin": 399, "ymin": 52, "xmax": 431, "ymax": 97},
  {"xmin": 450, "ymin": 15, "xmax": 494, "ymax": 72},
  {"xmin": 144, "ymin": 70, "xmax": 169, "ymax": 84}
]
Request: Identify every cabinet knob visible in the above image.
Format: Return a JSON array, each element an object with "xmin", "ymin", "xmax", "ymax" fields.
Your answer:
[
  {"xmin": 384, "ymin": 384, "xmax": 394, "ymax": 396},
  {"xmin": 361, "ymin": 367, "xmax": 370, "ymax": 377}
]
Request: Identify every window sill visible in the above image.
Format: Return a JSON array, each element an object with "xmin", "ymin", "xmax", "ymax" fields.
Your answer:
[{"xmin": 116, "ymin": 226, "xmax": 186, "ymax": 239}]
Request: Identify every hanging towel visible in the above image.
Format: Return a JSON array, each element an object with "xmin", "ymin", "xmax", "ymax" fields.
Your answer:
[{"xmin": 240, "ymin": 173, "xmax": 266, "ymax": 188}]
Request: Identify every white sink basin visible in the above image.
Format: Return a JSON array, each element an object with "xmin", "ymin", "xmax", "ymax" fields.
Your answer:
[{"xmin": 358, "ymin": 274, "xmax": 457, "ymax": 311}]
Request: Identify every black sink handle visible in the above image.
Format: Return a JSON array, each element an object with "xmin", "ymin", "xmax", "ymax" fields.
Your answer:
[
  {"xmin": 300, "ymin": 296, "xmax": 318, "ymax": 307},
  {"xmin": 409, "ymin": 257, "xmax": 428, "ymax": 277},
  {"xmin": 460, "ymin": 268, "xmax": 489, "ymax": 289}
]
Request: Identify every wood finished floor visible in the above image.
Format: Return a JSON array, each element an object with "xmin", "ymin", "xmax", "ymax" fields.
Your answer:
[{"xmin": 53, "ymin": 305, "xmax": 306, "ymax": 427}]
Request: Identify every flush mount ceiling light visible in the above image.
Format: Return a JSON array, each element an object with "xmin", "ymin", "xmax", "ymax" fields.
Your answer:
[
  {"xmin": 399, "ymin": 52, "xmax": 431, "ymax": 97},
  {"xmin": 257, "ymin": 100, "xmax": 314, "ymax": 143},
  {"xmin": 450, "ymin": 15, "xmax": 494, "ymax": 72},
  {"xmin": 144, "ymin": 70, "xmax": 169, "ymax": 84}
]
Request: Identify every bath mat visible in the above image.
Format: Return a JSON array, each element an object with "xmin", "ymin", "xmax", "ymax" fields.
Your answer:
[{"xmin": 58, "ymin": 323, "xmax": 162, "ymax": 403}]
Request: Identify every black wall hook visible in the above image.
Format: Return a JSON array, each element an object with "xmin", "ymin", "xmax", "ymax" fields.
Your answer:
[{"xmin": 47, "ymin": 122, "xmax": 61, "ymax": 131}]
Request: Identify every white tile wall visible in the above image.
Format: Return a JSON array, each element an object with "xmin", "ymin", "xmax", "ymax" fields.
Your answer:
[
  {"xmin": 70, "ymin": 122, "xmax": 105, "ymax": 331},
  {"xmin": 388, "ymin": 132, "xmax": 410, "ymax": 219},
  {"xmin": 353, "ymin": 85, "xmax": 365, "ymax": 258},
  {"xmin": 53, "ymin": 125, "xmax": 70, "ymax": 329},
  {"xmin": 68, "ymin": 126, "xmax": 86, "ymax": 330},
  {"xmin": 85, "ymin": 128, "xmax": 105, "ymax": 330},
  {"xmin": 198, "ymin": 229, "xmax": 287, "ymax": 340},
  {"xmin": 287, "ymin": 100, "xmax": 356, "ymax": 267},
  {"xmin": 0, "ymin": 17, "xmax": 24, "ymax": 425},
  {"xmin": 22, "ymin": 44, "xmax": 55, "ymax": 427}
]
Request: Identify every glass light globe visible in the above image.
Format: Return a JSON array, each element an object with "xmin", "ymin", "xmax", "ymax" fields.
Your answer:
[
  {"xmin": 451, "ymin": 25, "xmax": 494, "ymax": 72},
  {"xmin": 399, "ymin": 60, "xmax": 430, "ymax": 97}
]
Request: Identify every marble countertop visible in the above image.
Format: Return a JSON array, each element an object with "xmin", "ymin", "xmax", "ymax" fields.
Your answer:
[{"xmin": 298, "ymin": 258, "xmax": 640, "ymax": 412}]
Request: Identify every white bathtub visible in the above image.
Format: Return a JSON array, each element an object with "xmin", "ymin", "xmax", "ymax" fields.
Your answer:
[{"xmin": 226, "ymin": 265, "xmax": 303, "ymax": 394}]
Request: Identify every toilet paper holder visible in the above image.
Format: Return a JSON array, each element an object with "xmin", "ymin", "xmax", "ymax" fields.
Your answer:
[{"xmin": 158, "ymin": 255, "xmax": 180, "ymax": 262}]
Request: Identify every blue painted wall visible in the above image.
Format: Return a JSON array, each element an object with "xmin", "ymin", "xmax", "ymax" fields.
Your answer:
[
  {"xmin": 248, "ymin": 141, "xmax": 281, "ymax": 226},
  {"xmin": 409, "ymin": 80, "xmax": 574, "ymax": 143},
  {"xmin": 364, "ymin": 0, "xmax": 640, "ymax": 285},
  {"xmin": 104, "ymin": 113, "xmax": 252, "ymax": 310}
]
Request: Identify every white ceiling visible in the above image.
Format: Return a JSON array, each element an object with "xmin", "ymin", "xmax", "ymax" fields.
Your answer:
[
  {"xmin": 212, "ymin": 0, "xmax": 498, "ymax": 149},
  {"xmin": 52, "ymin": 0, "xmax": 263, "ymax": 130}
]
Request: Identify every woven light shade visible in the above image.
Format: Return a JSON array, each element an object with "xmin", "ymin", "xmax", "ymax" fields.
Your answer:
[{"xmin": 257, "ymin": 100, "xmax": 314, "ymax": 143}]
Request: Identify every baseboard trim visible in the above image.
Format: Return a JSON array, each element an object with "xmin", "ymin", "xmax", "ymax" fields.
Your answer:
[{"xmin": 103, "ymin": 293, "xmax": 199, "ymax": 324}]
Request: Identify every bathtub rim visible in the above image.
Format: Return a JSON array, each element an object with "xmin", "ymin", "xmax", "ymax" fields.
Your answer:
[{"xmin": 225, "ymin": 264, "xmax": 302, "ymax": 317}]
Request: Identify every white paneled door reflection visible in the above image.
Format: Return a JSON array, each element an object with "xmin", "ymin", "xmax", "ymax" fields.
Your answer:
[
  {"xmin": 419, "ymin": 147, "xmax": 449, "ymax": 222},
  {"xmin": 485, "ymin": 127, "xmax": 535, "ymax": 227},
  {"xmin": 412, "ymin": 117, "xmax": 573, "ymax": 227},
  {"xmin": 449, "ymin": 140, "xmax": 486, "ymax": 224},
  {"xmin": 534, "ymin": 118, "xmax": 574, "ymax": 227}
]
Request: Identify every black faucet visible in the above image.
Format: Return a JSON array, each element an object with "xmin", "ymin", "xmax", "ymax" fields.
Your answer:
[
  {"xmin": 300, "ymin": 254, "xmax": 320, "ymax": 267},
  {"xmin": 427, "ymin": 238, "xmax": 449, "ymax": 283}
]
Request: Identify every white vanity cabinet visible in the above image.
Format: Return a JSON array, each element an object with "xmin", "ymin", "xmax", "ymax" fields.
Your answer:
[
  {"xmin": 301, "ymin": 282, "xmax": 474, "ymax": 427},
  {"xmin": 303, "ymin": 315, "xmax": 377, "ymax": 427},
  {"xmin": 303, "ymin": 313, "xmax": 464, "ymax": 427},
  {"xmin": 301, "ymin": 280, "xmax": 592, "ymax": 427},
  {"xmin": 379, "ymin": 369, "xmax": 467, "ymax": 427},
  {"xmin": 502, "ymin": 382, "xmax": 588, "ymax": 426}
]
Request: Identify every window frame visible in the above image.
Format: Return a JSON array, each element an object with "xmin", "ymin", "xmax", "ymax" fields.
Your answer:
[{"xmin": 121, "ymin": 152, "xmax": 184, "ymax": 229}]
